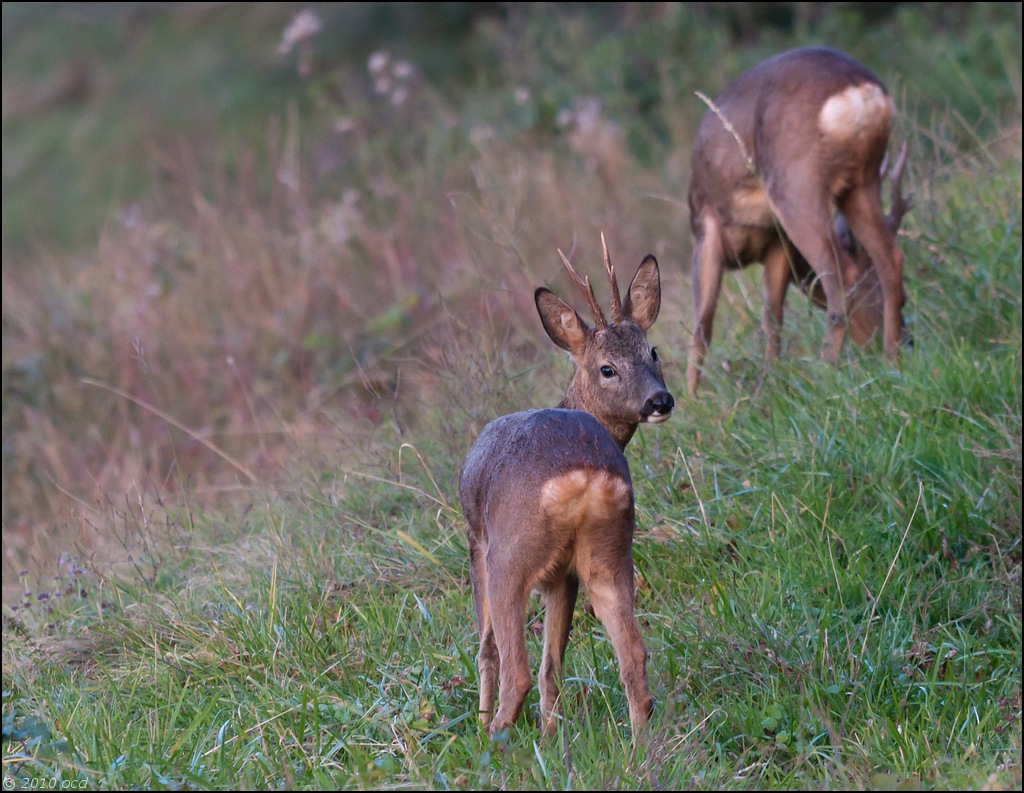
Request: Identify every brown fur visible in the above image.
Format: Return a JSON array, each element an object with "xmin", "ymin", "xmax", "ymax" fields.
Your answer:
[
  {"xmin": 459, "ymin": 239, "xmax": 674, "ymax": 737},
  {"xmin": 686, "ymin": 46, "xmax": 912, "ymax": 397}
]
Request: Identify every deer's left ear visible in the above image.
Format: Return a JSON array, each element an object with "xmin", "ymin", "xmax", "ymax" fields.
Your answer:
[{"xmin": 621, "ymin": 255, "xmax": 661, "ymax": 332}]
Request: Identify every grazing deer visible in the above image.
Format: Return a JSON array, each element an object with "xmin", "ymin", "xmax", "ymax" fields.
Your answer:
[
  {"xmin": 459, "ymin": 234, "xmax": 674, "ymax": 738},
  {"xmin": 686, "ymin": 46, "xmax": 912, "ymax": 397}
]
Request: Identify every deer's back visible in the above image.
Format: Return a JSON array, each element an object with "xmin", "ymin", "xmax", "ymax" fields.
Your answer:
[{"xmin": 459, "ymin": 408, "xmax": 632, "ymax": 545}]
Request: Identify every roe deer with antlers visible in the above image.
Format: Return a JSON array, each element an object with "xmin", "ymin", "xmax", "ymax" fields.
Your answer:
[
  {"xmin": 686, "ymin": 46, "xmax": 912, "ymax": 396},
  {"xmin": 459, "ymin": 234, "xmax": 674, "ymax": 738}
]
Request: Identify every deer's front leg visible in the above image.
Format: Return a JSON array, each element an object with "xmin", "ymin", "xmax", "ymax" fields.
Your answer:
[{"xmin": 761, "ymin": 241, "xmax": 793, "ymax": 362}]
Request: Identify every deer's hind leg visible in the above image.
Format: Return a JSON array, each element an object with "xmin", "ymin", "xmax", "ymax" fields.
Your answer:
[
  {"xmin": 769, "ymin": 172, "xmax": 850, "ymax": 363},
  {"xmin": 688, "ymin": 212, "xmax": 726, "ymax": 397},
  {"xmin": 573, "ymin": 483, "xmax": 652, "ymax": 735},
  {"xmin": 582, "ymin": 558, "xmax": 653, "ymax": 735},
  {"xmin": 837, "ymin": 182, "xmax": 905, "ymax": 357},
  {"xmin": 486, "ymin": 547, "xmax": 534, "ymax": 733},
  {"xmin": 539, "ymin": 572, "xmax": 579, "ymax": 736},
  {"xmin": 469, "ymin": 532, "xmax": 498, "ymax": 727}
]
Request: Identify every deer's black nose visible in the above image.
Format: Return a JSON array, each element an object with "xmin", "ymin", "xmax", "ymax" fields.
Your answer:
[{"xmin": 642, "ymin": 391, "xmax": 674, "ymax": 419}]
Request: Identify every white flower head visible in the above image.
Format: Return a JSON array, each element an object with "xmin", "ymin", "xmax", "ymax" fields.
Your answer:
[
  {"xmin": 278, "ymin": 9, "xmax": 322, "ymax": 55},
  {"xmin": 368, "ymin": 50, "xmax": 391, "ymax": 77}
]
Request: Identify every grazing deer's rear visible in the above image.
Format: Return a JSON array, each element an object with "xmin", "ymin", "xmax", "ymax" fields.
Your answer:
[
  {"xmin": 459, "ymin": 235, "xmax": 674, "ymax": 737},
  {"xmin": 686, "ymin": 46, "xmax": 912, "ymax": 396}
]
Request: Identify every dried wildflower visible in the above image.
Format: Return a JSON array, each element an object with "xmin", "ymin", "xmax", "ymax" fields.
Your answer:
[
  {"xmin": 368, "ymin": 50, "xmax": 391, "ymax": 77},
  {"xmin": 278, "ymin": 9, "xmax": 322, "ymax": 54},
  {"xmin": 390, "ymin": 86, "xmax": 409, "ymax": 108},
  {"xmin": 334, "ymin": 118, "xmax": 356, "ymax": 134},
  {"xmin": 278, "ymin": 9, "xmax": 322, "ymax": 77},
  {"xmin": 373, "ymin": 74, "xmax": 393, "ymax": 97},
  {"xmin": 318, "ymin": 189, "xmax": 363, "ymax": 247},
  {"xmin": 367, "ymin": 50, "xmax": 420, "ymax": 108},
  {"xmin": 393, "ymin": 60, "xmax": 415, "ymax": 80}
]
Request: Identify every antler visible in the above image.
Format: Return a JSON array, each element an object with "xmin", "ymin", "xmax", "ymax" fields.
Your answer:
[
  {"xmin": 601, "ymin": 232, "xmax": 624, "ymax": 325},
  {"xmin": 558, "ymin": 248, "xmax": 608, "ymax": 330},
  {"xmin": 880, "ymin": 141, "xmax": 913, "ymax": 233}
]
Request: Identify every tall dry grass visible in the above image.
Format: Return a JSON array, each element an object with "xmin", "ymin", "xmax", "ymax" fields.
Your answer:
[
  {"xmin": 1, "ymin": 64, "xmax": 693, "ymax": 603},
  {"xmin": 4, "ymin": 2, "xmax": 1020, "ymax": 607}
]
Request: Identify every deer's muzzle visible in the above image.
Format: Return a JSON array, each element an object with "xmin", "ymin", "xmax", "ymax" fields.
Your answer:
[{"xmin": 640, "ymin": 391, "xmax": 674, "ymax": 422}]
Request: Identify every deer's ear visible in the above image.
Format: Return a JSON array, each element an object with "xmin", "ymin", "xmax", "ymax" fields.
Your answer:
[
  {"xmin": 621, "ymin": 255, "xmax": 661, "ymax": 332},
  {"xmin": 536, "ymin": 287, "xmax": 590, "ymax": 353}
]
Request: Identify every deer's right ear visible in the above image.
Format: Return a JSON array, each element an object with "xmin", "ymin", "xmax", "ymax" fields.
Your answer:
[{"xmin": 536, "ymin": 287, "xmax": 589, "ymax": 353}]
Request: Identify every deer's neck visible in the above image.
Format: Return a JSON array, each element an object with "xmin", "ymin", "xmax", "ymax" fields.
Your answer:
[{"xmin": 558, "ymin": 386, "xmax": 636, "ymax": 451}]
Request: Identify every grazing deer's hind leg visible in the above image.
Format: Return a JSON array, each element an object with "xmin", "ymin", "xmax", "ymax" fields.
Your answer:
[
  {"xmin": 768, "ymin": 178, "xmax": 849, "ymax": 364},
  {"xmin": 688, "ymin": 213, "xmax": 726, "ymax": 397},
  {"xmin": 838, "ymin": 184, "xmax": 905, "ymax": 358}
]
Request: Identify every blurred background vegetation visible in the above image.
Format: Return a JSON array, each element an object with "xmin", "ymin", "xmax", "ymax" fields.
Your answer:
[
  {"xmin": 2, "ymin": 1, "xmax": 1021, "ymax": 600},
  {"xmin": 4, "ymin": 2, "xmax": 1019, "ymax": 252}
]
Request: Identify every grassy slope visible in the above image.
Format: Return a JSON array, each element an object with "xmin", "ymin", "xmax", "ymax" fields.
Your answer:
[
  {"xmin": 4, "ymin": 157, "xmax": 1019, "ymax": 793},
  {"xmin": 3, "ymin": 3, "xmax": 1021, "ymax": 790}
]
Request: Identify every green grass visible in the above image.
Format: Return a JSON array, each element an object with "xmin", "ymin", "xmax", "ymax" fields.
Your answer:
[
  {"xmin": 3, "ymin": 3, "xmax": 1021, "ymax": 790},
  {"xmin": 4, "ymin": 173, "xmax": 1020, "ymax": 785}
]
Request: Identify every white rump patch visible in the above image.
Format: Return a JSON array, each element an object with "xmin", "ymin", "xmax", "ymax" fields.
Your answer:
[
  {"xmin": 818, "ymin": 83, "xmax": 893, "ymax": 139},
  {"xmin": 540, "ymin": 469, "xmax": 631, "ymax": 527}
]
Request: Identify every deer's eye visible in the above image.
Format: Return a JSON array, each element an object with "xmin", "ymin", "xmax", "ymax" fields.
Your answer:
[
  {"xmin": 600, "ymin": 365, "xmax": 616, "ymax": 378},
  {"xmin": 650, "ymin": 346, "xmax": 659, "ymax": 362}
]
